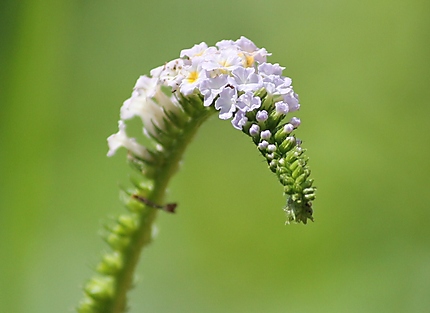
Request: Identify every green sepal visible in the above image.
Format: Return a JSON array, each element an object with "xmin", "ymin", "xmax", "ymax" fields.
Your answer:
[
  {"xmin": 253, "ymin": 87, "xmax": 267, "ymax": 99},
  {"xmin": 177, "ymin": 94, "xmax": 201, "ymax": 117},
  {"xmin": 163, "ymin": 106, "xmax": 188, "ymax": 129},
  {"xmin": 147, "ymin": 121, "xmax": 175, "ymax": 148},
  {"xmin": 260, "ymin": 93, "xmax": 274, "ymax": 111}
]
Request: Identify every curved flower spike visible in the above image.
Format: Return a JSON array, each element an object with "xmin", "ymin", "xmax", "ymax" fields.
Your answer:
[{"xmin": 78, "ymin": 36, "xmax": 316, "ymax": 313}]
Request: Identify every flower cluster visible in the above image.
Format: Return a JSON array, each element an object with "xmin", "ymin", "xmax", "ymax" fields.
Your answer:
[
  {"xmin": 107, "ymin": 36, "xmax": 316, "ymax": 224},
  {"xmin": 108, "ymin": 36, "xmax": 298, "ymax": 155}
]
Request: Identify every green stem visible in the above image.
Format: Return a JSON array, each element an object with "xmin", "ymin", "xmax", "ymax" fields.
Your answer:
[{"xmin": 109, "ymin": 108, "xmax": 215, "ymax": 313}]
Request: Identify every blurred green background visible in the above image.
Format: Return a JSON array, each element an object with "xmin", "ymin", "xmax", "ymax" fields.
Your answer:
[{"xmin": 1, "ymin": 0, "xmax": 430, "ymax": 312}]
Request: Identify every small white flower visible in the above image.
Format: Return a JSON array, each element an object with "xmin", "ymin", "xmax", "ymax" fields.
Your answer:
[
  {"xmin": 236, "ymin": 92, "xmax": 261, "ymax": 112},
  {"xmin": 289, "ymin": 117, "xmax": 301, "ymax": 127},
  {"xmin": 121, "ymin": 76, "xmax": 159, "ymax": 120},
  {"xmin": 201, "ymin": 50, "xmax": 242, "ymax": 73},
  {"xmin": 231, "ymin": 67, "xmax": 263, "ymax": 93},
  {"xmin": 152, "ymin": 58, "xmax": 185, "ymax": 90},
  {"xmin": 283, "ymin": 123, "xmax": 294, "ymax": 134},
  {"xmin": 107, "ymin": 120, "xmax": 148, "ymax": 158},
  {"xmin": 249, "ymin": 124, "xmax": 260, "ymax": 136},
  {"xmin": 180, "ymin": 42, "xmax": 217, "ymax": 59},
  {"xmin": 258, "ymin": 63, "xmax": 285, "ymax": 76},
  {"xmin": 275, "ymin": 101, "xmax": 289, "ymax": 114},
  {"xmin": 260, "ymin": 130, "xmax": 272, "ymax": 140},
  {"xmin": 215, "ymin": 87, "xmax": 237, "ymax": 119},
  {"xmin": 153, "ymin": 85, "xmax": 181, "ymax": 115},
  {"xmin": 231, "ymin": 110, "xmax": 248, "ymax": 130},
  {"xmin": 267, "ymin": 144, "xmax": 277, "ymax": 152},
  {"xmin": 132, "ymin": 75, "xmax": 158, "ymax": 98},
  {"xmin": 256, "ymin": 110, "xmax": 268, "ymax": 122},
  {"xmin": 199, "ymin": 74, "xmax": 230, "ymax": 107},
  {"xmin": 179, "ymin": 61, "xmax": 208, "ymax": 96},
  {"xmin": 283, "ymin": 90, "xmax": 300, "ymax": 112},
  {"xmin": 215, "ymin": 39, "xmax": 236, "ymax": 50},
  {"xmin": 258, "ymin": 140, "xmax": 269, "ymax": 150},
  {"xmin": 263, "ymin": 75, "xmax": 292, "ymax": 95},
  {"xmin": 235, "ymin": 36, "xmax": 271, "ymax": 65}
]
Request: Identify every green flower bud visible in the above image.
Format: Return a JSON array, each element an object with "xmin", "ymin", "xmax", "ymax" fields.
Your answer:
[
  {"xmin": 289, "ymin": 159, "xmax": 301, "ymax": 172},
  {"xmin": 97, "ymin": 252, "xmax": 123, "ymax": 275},
  {"xmin": 292, "ymin": 165, "xmax": 304, "ymax": 179},
  {"xmin": 295, "ymin": 173, "xmax": 308, "ymax": 186},
  {"xmin": 106, "ymin": 233, "xmax": 130, "ymax": 251},
  {"xmin": 278, "ymin": 136, "xmax": 296, "ymax": 154},
  {"xmin": 301, "ymin": 178, "xmax": 314, "ymax": 189},
  {"xmin": 77, "ymin": 297, "xmax": 97, "ymax": 313},
  {"xmin": 117, "ymin": 214, "xmax": 138, "ymax": 232},
  {"xmin": 84, "ymin": 277, "xmax": 114, "ymax": 301},
  {"xmin": 284, "ymin": 185, "xmax": 293, "ymax": 194}
]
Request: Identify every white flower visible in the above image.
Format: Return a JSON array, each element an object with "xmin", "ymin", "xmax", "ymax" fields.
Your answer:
[
  {"xmin": 260, "ymin": 130, "xmax": 272, "ymax": 140},
  {"xmin": 121, "ymin": 76, "xmax": 159, "ymax": 120},
  {"xmin": 263, "ymin": 75, "xmax": 292, "ymax": 95},
  {"xmin": 258, "ymin": 63, "xmax": 285, "ymax": 76},
  {"xmin": 215, "ymin": 39, "xmax": 236, "ymax": 50},
  {"xmin": 201, "ymin": 50, "xmax": 242, "ymax": 73},
  {"xmin": 249, "ymin": 124, "xmax": 260, "ymax": 136},
  {"xmin": 215, "ymin": 87, "xmax": 237, "ymax": 119},
  {"xmin": 107, "ymin": 120, "xmax": 148, "ymax": 158},
  {"xmin": 120, "ymin": 94, "xmax": 165, "ymax": 136},
  {"xmin": 153, "ymin": 85, "xmax": 181, "ymax": 115},
  {"xmin": 179, "ymin": 61, "xmax": 208, "ymax": 96},
  {"xmin": 199, "ymin": 74, "xmax": 231, "ymax": 107},
  {"xmin": 289, "ymin": 117, "xmax": 301, "ymax": 127},
  {"xmin": 132, "ymin": 75, "xmax": 158, "ymax": 98},
  {"xmin": 231, "ymin": 67, "xmax": 263, "ymax": 93},
  {"xmin": 151, "ymin": 58, "xmax": 185, "ymax": 90},
  {"xmin": 256, "ymin": 110, "xmax": 268, "ymax": 122},
  {"xmin": 180, "ymin": 42, "xmax": 217, "ymax": 59},
  {"xmin": 275, "ymin": 101, "xmax": 289, "ymax": 114},
  {"xmin": 231, "ymin": 110, "xmax": 248, "ymax": 130},
  {"xmin": 283, "ymin": 90, "xmax": 300, "ymax": 112},
  {"xmin": 235, "ymin": 36, "xmax": 271, "ymax": 65},
  {"xmin": 236, "ymin": 92, "xmax": 261, "ymax": 112}
]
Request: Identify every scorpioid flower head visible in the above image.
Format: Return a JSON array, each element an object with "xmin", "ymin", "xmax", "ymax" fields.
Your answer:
[
  {"xmin": 108, "ymin": 36, "xmax": 301, "ymax": 140},
  {"xmin": 107, "ymin": 36, "xmax": 315, "ymax": 224}
]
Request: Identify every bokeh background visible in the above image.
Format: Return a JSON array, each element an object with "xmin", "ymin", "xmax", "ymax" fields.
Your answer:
[{"xmin": 1, "ymin": 0, "xmax": 430, "ymax": 312}]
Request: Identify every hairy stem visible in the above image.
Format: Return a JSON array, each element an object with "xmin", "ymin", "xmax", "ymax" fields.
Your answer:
[{"xmin": 109, "ymin": 108, "xmax": 214, "ymax": 313}]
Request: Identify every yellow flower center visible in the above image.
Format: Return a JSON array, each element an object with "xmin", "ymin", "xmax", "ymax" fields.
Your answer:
[
  {"xmin": 245, "ymin": 55, "xmax": 254, "ymax": 67},
  {"xmin": 187, "ymin": 71, "xmax": 199, "ymax": 83}
]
